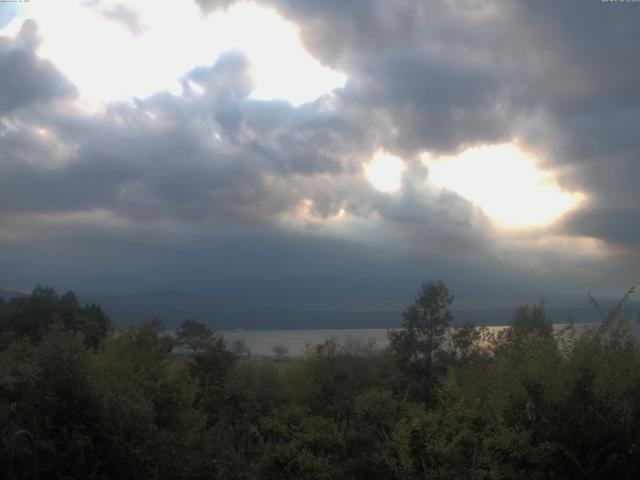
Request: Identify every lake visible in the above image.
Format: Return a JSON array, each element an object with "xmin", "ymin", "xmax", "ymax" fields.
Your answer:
[
  {"xmin": 221, "ymin": 328, "xmax": 392, "ymax": 356},
  {"xmin": 223, "ymin": 326, "xmax": 509, "ymax": 357},
  {"xmin": 220, "ymin": 322, "xmax": 637, "ymax": 357}
]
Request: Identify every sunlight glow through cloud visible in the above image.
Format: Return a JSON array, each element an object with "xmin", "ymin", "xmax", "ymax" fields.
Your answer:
[
  {"xmin": 365, "ymin": 152, "xmax": 405, "ymax": 193},
  {"xmin": 422, "ymin": 143, "xmax": 584, "ymax": 229},
  {"xmin": 1, "ymin": 0, "xmax": 347, "ymax": 107}
]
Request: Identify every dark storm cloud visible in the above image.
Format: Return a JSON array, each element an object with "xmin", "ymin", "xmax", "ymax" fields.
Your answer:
[
  {"xmin": 335, "ymin": 51, "xmax": 512, "ymax": 154},
  {"xmin": 219, "ymin": 0, "xmax": 640, "ymax": 248},
  {"xmin": 504, "ymin": 1, "xmax": 640, "ymax": 247},
  {"xmin": 0, "ymin": 1, "xmax": 638, "ymax": 310},
  {"xmin": 0, "ymin": 49, "xmax": 370, "ymax": 230},
  {"xmin": 0, "ymin": 20, "xmax": 76, "ymax": 114},
  {"xmin": 254, "ymin": 0, "xmax": 520, "ymax": 154}
]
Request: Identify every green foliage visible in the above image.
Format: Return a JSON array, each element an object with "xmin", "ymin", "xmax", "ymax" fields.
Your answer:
[
  {"xmin": 91, "ymin": 320, "xmax": 207, "ymax": 479},
  {"xmin": 388, "ymin": 280, "xmax": 454, "ymax": 404},
  {"xmin": 510, "ymin": 302, "xmax": 553, "ymax": 339},
  {"xmin": 175, "ymin": 318, "xmax": 216, "ymax": 353},
  {"xmin": 258, "ymin": 406, "xmax": 344, "ymax": 479},
  {"xmin": 0, "ymin": 324, "xmax": 101, "ymax": 478},
  {"xmin": 289, "ymin": 339, "xmax": 376, "ymax": 420},
  {"xmin": 2, "ymin": 281, "xmax": 640, "ymax": 479},
  {"xmin": 0, "ymin": 286, "xmax": 111, "ymax": 348}
]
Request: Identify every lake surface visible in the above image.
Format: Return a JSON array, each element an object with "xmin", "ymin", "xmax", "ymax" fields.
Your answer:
[
  {"xmin": 221, "ymin": 322, "xmax": 636, "ymax": 357},
  {"xmin": 221, "ymin": 327, "xmax": 516, "ymax": 357},
  {"xmin": 221, "ymin": 328, "xmax": 392, "ymax": 356}
]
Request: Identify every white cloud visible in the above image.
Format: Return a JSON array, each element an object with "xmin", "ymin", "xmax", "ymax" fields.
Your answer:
[
  {"xmin": 1, "ymin": 0, "xmax": 346, "ymax": 107},
  {"xmin": 422, "ymin": 143, "xmax": 584, "ymax": 229},
  {"xmin": 365, "ymin": 151, "xmax": 405, "ymax": 193}
]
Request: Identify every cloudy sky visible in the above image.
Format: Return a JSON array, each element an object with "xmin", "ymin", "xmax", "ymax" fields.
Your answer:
[{"xmin": 0, "ymin": 0, "xmax": 638, "ymax": 324}]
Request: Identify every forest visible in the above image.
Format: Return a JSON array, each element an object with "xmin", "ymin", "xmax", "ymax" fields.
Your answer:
[{"xmin": 1, "ymin": 282, "xmax": 639, "ymax": 479}]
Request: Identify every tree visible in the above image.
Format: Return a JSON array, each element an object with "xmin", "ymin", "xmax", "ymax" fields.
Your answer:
[
  {"xmin": 511, "ymin": 302, "xmax": 553, "ymax": 339},
  {"xmin": 174, "ymin": 319, "xmax": 236, "ymax": 423},
  {"xmin": 449, "ymin": 321, "xmax": 479, "ymax": 359},
  {"xmin": 271, "ymin": 344, "xmax": 288, "ymax": 361},
  {"xmin": 231, "ymin": 338, "xmax": 251, "ymax": 359},
  {"xmin": 0, "ymin": 324, "xmax": 102, "ymax": 479},
  {"xmin": 0, "ymin": 287, "xmax": 111, "ymax": 348},
  {"xmin": 388, "ymin": 280, "xmax": 454, "ymax": 404},
  {"xmin": 175, "ymin": 318, "xmax": 217, "ymax": 354},
  {"xmin": 92, "ymin": 319, "xmax": 206, "ymax": 480}
]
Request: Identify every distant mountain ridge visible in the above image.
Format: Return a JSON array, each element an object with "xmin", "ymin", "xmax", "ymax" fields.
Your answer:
[
  {"xmin": 77, "ymin": 291, "xmax": 640, "ymax": 330},
  {"xmin": 0, "ymin": 289, "xmax": 28, "ymax": 301},
  {"xmin": 3, "ymin": 287, "xmax": 637, "ymax": 329}
]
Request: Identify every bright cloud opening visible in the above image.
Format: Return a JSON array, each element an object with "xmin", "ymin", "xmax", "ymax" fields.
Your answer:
[
  {"xmin": 422, "ymin": 143, "xmax": 584, "ymax": 228},
  {"xmin": 1, "ymin": 0, "xmax": 347, "ymax": 107},
  {"xmin": 365, "ymin": 151, "xmax": 405, "ymax": 193}
]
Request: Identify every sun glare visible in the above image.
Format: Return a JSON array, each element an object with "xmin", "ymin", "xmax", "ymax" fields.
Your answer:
[
  {"xmin": 422, "ymin": 143, "xmax": 584, "ymax": 228},
  {"xmin": 365, "ymin": 152, "xmax": 405, "ymax": 193},
  {"xmin": 1, "ymin": 0, "xmax": 347, "ymax": 107}
]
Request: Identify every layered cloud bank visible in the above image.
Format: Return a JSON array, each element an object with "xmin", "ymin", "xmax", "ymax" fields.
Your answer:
[{"xmin": 0, "ymin": 1, "xmax": 638, "ymax": 316}]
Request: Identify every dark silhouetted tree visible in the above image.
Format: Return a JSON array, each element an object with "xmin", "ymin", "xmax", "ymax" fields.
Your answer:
[
  {"xmin": 388, "ymin": 280, "xmax": 453, "ymax": 404},
  {"xmin": 175, "ymin": 318, "xmax": 215, "ymax": 354}
]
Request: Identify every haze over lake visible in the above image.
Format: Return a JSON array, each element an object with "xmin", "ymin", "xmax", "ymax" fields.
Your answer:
[{"xmin": 221, "ymin": 322, "xmax": 635, "ymax": 357}]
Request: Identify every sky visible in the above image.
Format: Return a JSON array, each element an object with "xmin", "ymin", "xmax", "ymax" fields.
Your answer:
[{"xmin": 0, "ymin": 0, "xmax": 638, "ymax": 326}]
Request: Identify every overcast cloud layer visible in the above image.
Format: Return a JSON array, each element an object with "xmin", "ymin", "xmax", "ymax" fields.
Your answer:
[{"xmin": 0, "ymin": 1, "xmax": 638, "ymax": 325}]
